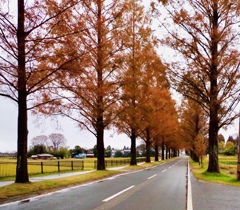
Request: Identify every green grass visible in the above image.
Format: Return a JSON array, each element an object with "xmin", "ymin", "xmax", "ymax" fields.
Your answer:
[{"xmin": 190, "ymin": 155, "xmax": 240, "ymax": 187}]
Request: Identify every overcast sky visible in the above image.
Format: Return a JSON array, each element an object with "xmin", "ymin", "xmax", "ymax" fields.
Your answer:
[
  {"xmin": 0, "ymin": 1, "xmax": 239, "ymax": 153},
  {"xmin": 1, "ymin": 95, "xmax": 239, "ymax": 153},
  {"xmin": 0, "ymin": 98, "xmax": 136, "ymax": 153}
]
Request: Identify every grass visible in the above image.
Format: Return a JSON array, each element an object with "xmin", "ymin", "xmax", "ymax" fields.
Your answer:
[
  {"xmin": 0, "ymin": 170, "xmax": 121, "ymax": 202},
  {"xmin": 190, "ymin": 155, "xmax": 240, "ymax": 187},
  {"xmin": 0, "ymin": 157, "xmax": 133, "ymax": 180},
  {"xmin": 0, "ymin": 158, "xmax": 167, "ymax": 203}
]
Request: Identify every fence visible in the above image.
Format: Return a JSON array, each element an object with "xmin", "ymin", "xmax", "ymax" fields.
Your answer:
[
  {"xmin": 0, "ymin": 157, "xmax": 147, "ymax": 179},
  {"xmin": 0, "ymin": 160, "xmax": 84, "ymax": 179},
  {"xmin": 94, "ymin": 157, "xmax": 146, "ymax": 169}
]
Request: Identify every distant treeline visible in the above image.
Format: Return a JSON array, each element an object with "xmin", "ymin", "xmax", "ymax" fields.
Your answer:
[{"xmin": 0, "ymin": 152, "xmax": 17, "ymax": 157}]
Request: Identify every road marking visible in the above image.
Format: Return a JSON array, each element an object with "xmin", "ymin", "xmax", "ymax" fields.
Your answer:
[
  {"xmin": 187, "ymin": 158, "xmax": 193, "ymax": 210},
  {"xmin": 162, "ymin": 169, "xmax": 166, "ymax": 172},
  {"xmin": 102, "ymin": 186, "xmax": 135, "ymax": 202},
  {"xmin": 148, "ymin": 174, "xmax": 157, "ymax": 180}
]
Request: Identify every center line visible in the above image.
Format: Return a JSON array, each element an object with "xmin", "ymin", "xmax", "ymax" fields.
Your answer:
[
  {"xmin": 162, "ymin": 169, "xmax": 166, "ymax": 172},
  {"xmin": 103, "ymin": 186, "xmax": 135, "ymax": 202},
  {"xmin": 148, "ymin": 174, "xmax": 157, "ymax": 180}
]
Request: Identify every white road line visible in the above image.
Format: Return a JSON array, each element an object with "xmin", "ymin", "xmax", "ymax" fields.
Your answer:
[
  {"xmin": 187, "ymin": 158, "xmax": 193, "ymax": 210},
  {"xmin": 162, "ymin": 169, "xmax": 166, "ymax": 172},
  {"xmin": 102, "ymin": 186, "xmax": 135, "ymax": 202},
  {"xmin": 148, "ymin": 174, "xmax": 157, "ymax": 180}
]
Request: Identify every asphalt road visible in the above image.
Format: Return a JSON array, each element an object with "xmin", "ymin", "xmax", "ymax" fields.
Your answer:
[
  {"xmin": 191, "ymin": 172, "xmax": 240, "ymax": 210},
  {"xmin": 0, "ymin": 157, "xmax": 188, "ymax": 210}
]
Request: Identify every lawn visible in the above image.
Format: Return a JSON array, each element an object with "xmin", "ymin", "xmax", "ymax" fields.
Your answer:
[{"xmin": 190, "ymin": 155, "xmax": 240, "ymax": 187}]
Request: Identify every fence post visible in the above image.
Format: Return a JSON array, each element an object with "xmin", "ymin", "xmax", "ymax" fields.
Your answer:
[
  {"xmin": 41, "ymin": 162, "xmax": 43, "ymax": 174},
  {"xmin": 71, "ymin": 161, "xmax": 73, "ymax": 171},
  {"xmin": 58, "ymin": 161, "xmax": 60, "ymax": 172},
  {"xmin": 82, "ymin": 160, "xmax": 84, "ymax": 170}
]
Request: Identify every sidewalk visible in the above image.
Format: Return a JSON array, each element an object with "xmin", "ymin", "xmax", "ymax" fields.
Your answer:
[{"xmin": 0, "ymin": 165, "xmax": 129, "ymax": 188}]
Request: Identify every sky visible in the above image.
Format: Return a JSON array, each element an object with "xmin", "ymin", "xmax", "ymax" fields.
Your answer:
[
  {"xmin": 0, "ymin": 1, "xmax": 239, "ymax": 153},
  {"xmin": 0, "ymin": 95, "xmax": 239, "ymax": 153},
  {"xmin": 0, "ymin": 98, "xmax": 137, "ymax": 152}
]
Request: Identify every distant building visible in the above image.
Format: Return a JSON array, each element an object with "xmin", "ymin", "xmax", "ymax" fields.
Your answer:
[{"xmin": 31, "ymin": 154, "xmax": 53, "ymax": 160}]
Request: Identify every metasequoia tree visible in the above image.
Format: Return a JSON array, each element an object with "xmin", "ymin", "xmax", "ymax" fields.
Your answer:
[
  {"xmin": 155, "ymin": 94, "xmax": 180, "ymax": 160},
  {"xmin": 139, "ymin": 88, "xmax": 178, "ymax": 162},
  {"xmin": 157, "ymin": 0, "xmax": 240, "ymax": 172},
  {"xmin": 193, "ymin": 133, "xmax": 207, "ymax": 167},
  {"xmin": 136, "ymin": 45, "xmax": 170, "ymax": 162},
  {"xmin": 179, "ymin": 99, "xmax": 207, "ymax": 162},
  {"xmin": 41, "ymin": 0, "xmax": 126, "ymax": 170},
  {"xmin": 0, "ymin": 0, "xmax": 78, "ymax": 182},
  {"xmin": 115, "ymin": 0, "xmax": 158, "ymax": 165}
]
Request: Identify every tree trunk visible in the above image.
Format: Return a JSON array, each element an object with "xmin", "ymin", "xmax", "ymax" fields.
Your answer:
[
  {"xmin": 207, "ymin": 1, "xmax": 220, "ymax": 173},
  {"xmin": 130, "ymin": 129, "xmax": 137, "ymax": 165},
  {"xmin": 161, "ymin": 141, "xmax": 165, "ymax": 160},
  {"xmin": 145, "ymin": 128, "xmax": 151, "ymax": 163},
  {"xmin": 97, "ymin": 122, "xmax": 105, "ymax": 170},
  {"xmin": 173, "ymin": 149, "xmax": 177, "ymax": 157},
  {"xmin": 165, "ymin": 145, "xmax": 168, "ymax": 159},
  {"xmin": 154, "ymin": 143, "xmax": 159, "ymax": 161},
  {"xmin": 191, "ymin": 150, "xmax": 199, "ymax": 162},
  {"xmin": 207, "ymin": 118, "xmax": 219, "ymax": 172},
  {"xmin": 15, "ymin": 0, "xmax": 29, "ymax": 183},
  {"xmin": 96, "ymin": 0, "xmax": 105, "ymax": 171}
]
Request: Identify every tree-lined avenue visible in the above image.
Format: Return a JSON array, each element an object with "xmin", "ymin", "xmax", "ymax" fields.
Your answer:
[{"xmin": 0, "ymin": 157, "xmax": 188, "ymax": 210}]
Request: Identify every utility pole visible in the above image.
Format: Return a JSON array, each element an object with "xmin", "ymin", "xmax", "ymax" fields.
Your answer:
[{"xmin": 237, "ymin": 112, "xmax": 240, "ymax": 180}]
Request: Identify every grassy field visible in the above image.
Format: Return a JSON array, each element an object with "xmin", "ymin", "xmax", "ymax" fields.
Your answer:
[
  {"xmin": 190, "ymin": 155, "xmax": 240, "ymax": 187},
  {"xmin": 0, "ymin": 157, "xmax": 136, "ymax": 180}
]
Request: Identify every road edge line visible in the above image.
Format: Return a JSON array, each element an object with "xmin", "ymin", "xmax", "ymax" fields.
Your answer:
[{"xmin": 187, "ymin": 157, "xmax": 193, "ymax": 210}]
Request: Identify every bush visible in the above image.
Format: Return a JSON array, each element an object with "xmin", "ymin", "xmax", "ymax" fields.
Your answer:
[{"xmin": 223, "ymin": 144, "xmax": 237, "ymax": 156}]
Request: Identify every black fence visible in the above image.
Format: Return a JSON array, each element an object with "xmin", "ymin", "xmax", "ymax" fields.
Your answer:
[
  {"xmin": 0, "ymin": 158, "xmax": 146, "ymax": 179},
  {"xmin": 94, "ymin": 158, "xmax": 146, "ymax": 169},
  {"xmin": 0, "ymin": 160, "xmax": 84, "ymax": 178}
]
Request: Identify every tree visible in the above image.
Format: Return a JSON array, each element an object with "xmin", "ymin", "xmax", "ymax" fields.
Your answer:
[
  {"xmin": 157, "ymin": 0, "xmax": 240, "ymax": 173},
  {"xmin": 69, "ymin": 145, "xmax": 83, "ymax": 157},
  {"xmin": 48, "ymin": 133, "xmax": 67, "ymax": 151},
  {"xmin": 193, "ymin": 133, "xmax": 207, "ymax": 167},
  {"xmin": 52, "ymin": 147, "xmax": 70, "ymax": 159},
  {"xmin": 218, "ymin": 134, "xmax": 225, "ymax": 143},
  {"xmin": 31, "ymin": 135, "xmax": 49, "ymax": 147},
  {"xmin": 27, "ymin": 145, "xmax": 48, "ymax": 157},
  {"xmin": 223, "ymin": 141, "xmax": 237, "ymax": 156},
  {"xmin": 114, "ymin": 150, "xmax": 123, "ymax": 157},
  {"xmin": 179, "ymin": 99, "xmax": 207, "ymax": 162},
  {"xmin": 41, "ymin": 0, "xmax": 126, "ymax": 170},
  {"xmin": 0, "ymin": 0, "xmax": 78, "ymax": 183},
  {"xmin": 105, "ymin": 145, "xmax": 112, "ymax": 157},
  {"xmin": 115, "ymin": 0, "xmax": 159, "ymax": 165}
]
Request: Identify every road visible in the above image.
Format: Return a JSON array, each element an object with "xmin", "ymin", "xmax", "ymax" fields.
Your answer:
[{"xmin": 0, "ymin": 157, "xmax": 188, "ymax": 210}]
